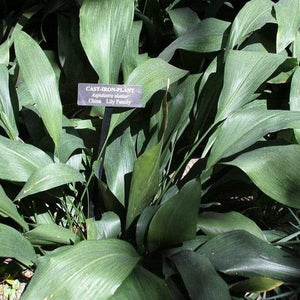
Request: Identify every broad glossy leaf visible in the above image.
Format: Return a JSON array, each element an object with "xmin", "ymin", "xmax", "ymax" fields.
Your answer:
[
  {"xmin": 14, "ymin": 31, "xmax": 62, "ymax": 149},
  {"xmin": 111, "ymin": 265, "xmax": 171, "ymax": 300},
  {"xmin": 197, "ymin": 211, "xmax": 265, "ymax": 241},
  {"xmin": 126, "ymin": 58, "xmax": 188, "ymax": 106},
  {"xmin": 170, "ymin": 251, "xmax": 231, "ymax": 300},
  {"xmin": 290, "ymin": 67, "xmax": 300, "ymax": 143},
  {"xmin": 227, "ymin": 145, "xmax": 300, "ymax": 209},
  {"xmin": 230, "ymin": 277, "xmax": 283, "ymax": 296},
  {"xmin": 147, "ymin": 179, "xmax": 201, "ymax": 251},
  {"xmin": 126, "ymin": 141, "xmax": 162, "ymax": 228},
  {"xmin": 56, "ymin": 129, "xmax": 84, "ymax": 163},
  {"xmin": 122, "ymin": 21, "xmax": 148, "ymax": 81},
  {"xmin": 226, "ymin": 0, "xmax": 274, "ymax": 51},
  {"xmin": 165, "ymin": 74, "xmax": 201, "ymax": 146},
  {"xmin": 168, "ymin": 7, "xmax": 200, "ymax": 37},
  {"xmin": 0, "ymin": 223, "xmax": 36, "ymax": 265},
  {"xmin": 159, "ymin": 18, "xmax": 230, "ymax": 62},
  {"xmin": 0, "ymin": 185, "xmax": 28, "ymax": 231},
  {"xmin": 109, "ymin": 58, "xmax": 188, "ymax": 136},
  {"xmin": 207, "ymin": 107, "xmax": 300, "ymax": 168},
  {"xmin": 24, "ymin": 224, "xmax": 77, "ymax": 245},
  {"xmin": 104, "ymin": 127, "xmax": 136, "ymax": 206},
  {"xmin": 0, "ymin": 135, "xmax": 52, "ymax": 182},
  {"xmin": 215, "ymin": 50, "xmax": 286, "ymax": 121},
  {"xmin": 16, "ymin": 163, "xmax": 85, "ymax": 200},
  {"xmin": 22, "ymin": 239, "xmax": 140, "ymax": 300},
  {"xmin": 86, "ymin": 212, "xmax": 121, "ymax": 240},
  {"xmin": 160, "ymin": 185, "xmax": 179, "ymax": 205},
  {"xmin": 198, "ymin": 230, "xmax": 300, "ymax": 282},
  {"xmin": 0, "ymin": 64, "xmax": 18, "ymax": 139},
  {"xmin": 80, "ymin": 0, "xmax": 134, "ymax": 83},
  {"xmin": 275, "ymin": 0, "xmax": 300, "ymax": 53}
]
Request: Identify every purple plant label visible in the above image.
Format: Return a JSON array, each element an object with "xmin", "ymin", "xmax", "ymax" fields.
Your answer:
[{"xmin": 77, "ymin": 83, "xmax": 142, "ymax": 108}]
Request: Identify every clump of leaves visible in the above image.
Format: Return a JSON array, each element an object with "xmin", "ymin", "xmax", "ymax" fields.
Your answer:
[{"xmin": 0, "ymin": 0, "xmax": 299, "ymax": 299}]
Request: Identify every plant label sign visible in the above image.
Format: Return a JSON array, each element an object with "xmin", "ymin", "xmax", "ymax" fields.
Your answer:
[{"xmin": 77, "ymin": 83, "xmax": 142, "ymax": 108}]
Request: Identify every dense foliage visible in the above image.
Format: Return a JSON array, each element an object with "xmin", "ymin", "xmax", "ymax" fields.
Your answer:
[{"xmin": 0, "ymin": 0, "xmax": 300, "ymax": 299}]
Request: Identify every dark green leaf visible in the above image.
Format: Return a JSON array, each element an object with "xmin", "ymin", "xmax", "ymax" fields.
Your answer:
[
  {"xmin": 86, "ymin": 212, "xmax": 121, "ymax": 240},
  {"xmin": 14, "ymin": 31, "xmax": 62, "ymax": 149},
  {"xmin": 206, "ymin": 107, "xmax": 300, "ymax": 169},
  {"xmin": 56, "ymin": 130, "xmax": 84, "ymax": 163},
  {"xmin": 104, "ymin": 128, "xmax": 136, "ymax": 206},
  {"xmin": 126, "ymin": 141, "xmax": 162, "ymax": 228},
  {"xmin": 80, "ymin": 0, "xmax": 135, "ymax": 83},
  {"xmin": 226, "ymin": 145, "xmax": 300, "ymax": 209},
  {"xmin": 216, "ymin": 50, "xmax": 286, "ymax": 121},
  {"xmin": 0, "ymin": 185, "xmax": 28, "ymax": 231},
  {"xmin": 147, "ymin": 179, "xmax": 201, "ymax": 251},
  {"xmin": 136, "ymin": 206, "xmax": 160, "ymax": 253},
  {"xmin": 0, "ymin": 223, "xmax": 36, "ymax": 265},
  {"xmin": 0, "ymin": 135, "xmax": 52, "ymax": 182},
  {"xmin": 168, "ymin": 8, "xmax": 200, "ymax": 37},
  {"xmin": 111, "ymin": 265, "xmax": 171, "ymax": 300},
  {"xmin": 159, "ymin": 18, "xmax": 230, "ymax": 62},
  {"xmin": 24, "ymin": 224, "xmax": 77, "ymax": 245},
  {"xmin": 22, "ymin": 239, "xmax": 140, "ymax": 300},
  {"xmin": 16, "ymin": 163, "xmax": 85, "ymax": 200},
  {"xmin": 197, "ymin": 211, "xmax": 266, "ymax": 240},
  {"xmin": 165, "ymin": 74, "xmax": 200, "ymax": 146},
  {"xmin": 171, "ymin": 251, "xmax": 231, "ymax": 300},
  {"xmin": 198, "ymin": 230, "xmax": 300, "ymax": 282}
]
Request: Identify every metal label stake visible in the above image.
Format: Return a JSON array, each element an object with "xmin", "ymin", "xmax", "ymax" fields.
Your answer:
[
  {"xmin": 77, "ymin": 83, "xmax": 142, "ymax": 217},
  {"xmin": 96, "ymin": 106, "xmax": 113, "ymax": 179}
]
